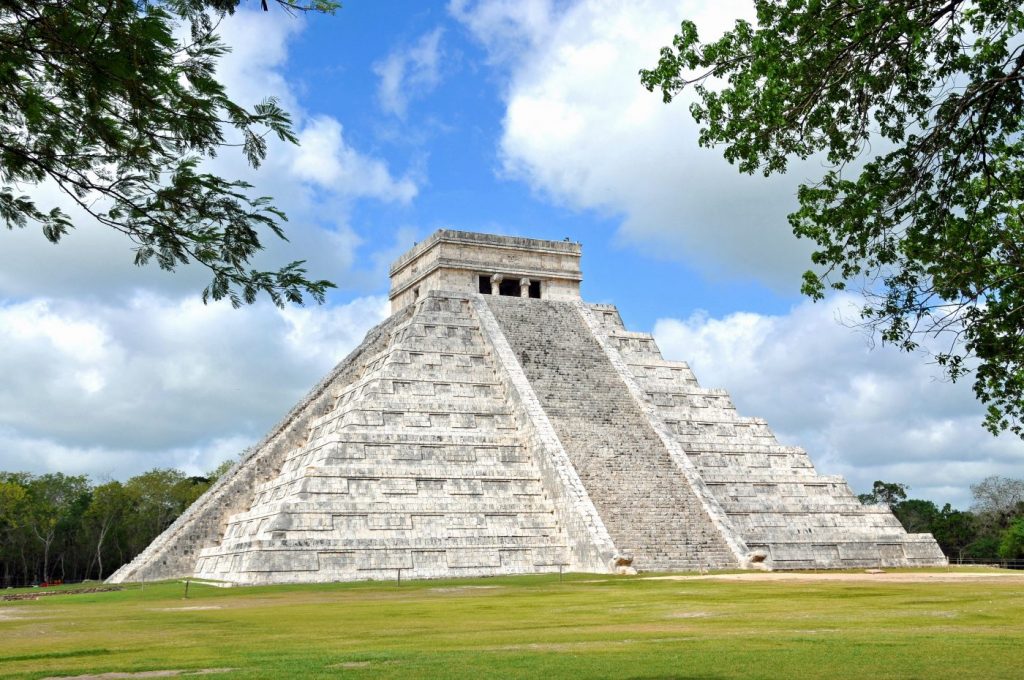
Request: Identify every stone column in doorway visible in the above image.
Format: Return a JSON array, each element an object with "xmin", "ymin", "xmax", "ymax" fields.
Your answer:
[
  {"xmin": 490, "ymin": 274, "xmax": 503, "ymax": 294},
  {"xmin": 519, "ymin": 278, "xmax": 531, "ymax": 297}
]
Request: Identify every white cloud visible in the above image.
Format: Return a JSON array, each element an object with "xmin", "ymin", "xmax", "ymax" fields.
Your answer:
[
  {"xmin": 280, "ymin": 295, "xmax": 391, "ymax": 366},
  {"xmin": 290, "ymin": 116, "xmax": 418, "ymax": 202},
  {"xmin": 652, "ymin": 294, "xmax": 1024, "ymax": 508},
  {"xmin": 374, "ymin": 28, "xmax": 446, "ymax": 118},
  {"xmin": 209, "ymin": 9, "xmax": 305, "ymax": 114},
  {"xmin": 0, "ymin": 428, "xmax": 255, "ymax": 481},
  {"xmin": 453, "ymin": 0, "xmax": 818, "ymax": 287},
  {"xmin": 448, "ymin": 0, "xmax": 555, "ymax": 64},
  {"xmin": 0, "ymin": 293, "xmax": 388, "ymax": 480},
  {"xmin": 2, "ymin": 298, "xmax": 110, "ymax": 361}
]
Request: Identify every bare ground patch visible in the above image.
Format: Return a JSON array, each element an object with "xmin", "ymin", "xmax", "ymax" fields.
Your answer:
[
  {"xmin": 643, "ymin": 570, "xmax": 1024, "ymax": 584},
  {"xmin": 326, "ymin": 660, "xmax": 401, "ymax": 670},
  {"xmin": 41, "ymin": 669, "xmax": 233, "ymax": 680},
  {"xmin": 2, "ymin": 587, "xmax": 122, "ymax": 602},
  {"xmin": 485, "ymin": 636, "xmax": 695, "ymax": 653},
  {"xmin": 664, "ymin": 611, "xmax": 711, "ymax": 619},
  {"xmin": 428, "ymin": 585, "xmax": 502, "ymax": 593}
]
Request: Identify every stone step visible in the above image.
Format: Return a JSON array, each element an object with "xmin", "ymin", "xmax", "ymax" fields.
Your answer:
[
  {"xmin": 225, "ymin": 497, "xmax": 561, "ymax": 522},
  {"xmin": 485, "ymin": 296, "xmax": 739, "ymax": 571},
  {"xmin": 205, "ymin": 534, "xmax": 570, "ymax": 555}
]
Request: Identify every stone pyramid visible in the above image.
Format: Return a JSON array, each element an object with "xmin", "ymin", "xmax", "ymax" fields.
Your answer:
[{"xmin": 108, "ymin": 230, "xmax": 945, "ymax": 585}]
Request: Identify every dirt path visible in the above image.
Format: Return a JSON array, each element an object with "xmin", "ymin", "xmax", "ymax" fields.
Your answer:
[
  {"xmin": 40, "ymin": 670, "xmax": 233, "ymax": 680},
  {"xmin": 1, "ymin": 587, "xmax": 122, "ymax": 602},
  {"xmin": 644, "ymin": 570, "xmax": 1024, "ymax": 584}
]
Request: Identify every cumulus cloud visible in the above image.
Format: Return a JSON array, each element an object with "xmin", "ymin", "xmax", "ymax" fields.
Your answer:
[
  {"xmin": 0, "ymin": 294, "xmax": 388, "ymax": 480},
  {"xmin": 290, "ymin": 116, "xmax": 418, "ymax": 202},
  {"xmin": 0, "ymin": 428, "xmax": 255, "ymax": 483},
  {"xmin": 374, "ymin": 28, "xmax": 445, "ymax": 118},
  {"xmin": 448, "ymin": 0, "xmax": 555, "ymax": 64},
  {"xmin": 453, "ymin": 0, "xmax": 820, "ymax": 288},
  {"xmin": 652, "ymin": 295, "xmax": 1024, "ymax": 508},
  {"xmin": 279, "ymin": 295, "xmax": 391, "ymax": 367}
]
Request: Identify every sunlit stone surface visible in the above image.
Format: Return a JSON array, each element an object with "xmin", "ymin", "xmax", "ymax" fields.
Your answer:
[{"xmin": 108, "ymin": 231, "xmax": 945, "ymax": 584}]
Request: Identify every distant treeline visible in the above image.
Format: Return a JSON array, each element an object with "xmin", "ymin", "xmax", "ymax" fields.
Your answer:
[
  {"xmin": 2, "ymin": 469, "xmax": 1022, "ymax": 586},
  {"xmin": 858, "ymin": 477, "xmax": 1024, "ymax": 562},
  {"xmin": 1, "ymin": 461, "xmax": 233, "ymax": 587}
]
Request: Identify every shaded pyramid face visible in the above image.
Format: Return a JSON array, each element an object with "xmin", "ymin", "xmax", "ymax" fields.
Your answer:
[
  {"xmin": 109, "ymin": 232, "xmax": 946, "ymax": 585},
  {"xmin": 576, "ymin": 304, "xmax": 947, "ymax": 568}
]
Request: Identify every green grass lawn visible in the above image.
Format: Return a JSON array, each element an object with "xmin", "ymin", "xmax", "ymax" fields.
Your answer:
[{"xmin": 2, "ymin": 569, "xmax": 1023, "ymax": 679}]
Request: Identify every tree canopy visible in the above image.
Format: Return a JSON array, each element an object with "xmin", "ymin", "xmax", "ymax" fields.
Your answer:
[
  {"xmin": 854, "ymin": 478, "xmax": 1024, "ymax": 562},
  {"xmin": 641, "ymin": 0, "xmax": 1024, "ymax": 437},
  {"xmin": 857, "ymin": 480, "xmax": 909, "ymax": 508},
  {"xmin": 1, "ymin": 0, "xmax": 338, "ymax": 307},
  {"xmin": 970, "ymin": 474, "xmax": 1024, "ymax": 525},
  {"xmin": 0, "ymin": 465, "xmax": 230, "ymax": 585}
]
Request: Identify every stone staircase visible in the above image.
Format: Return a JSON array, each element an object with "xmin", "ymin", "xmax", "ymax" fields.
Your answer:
[
  {"xmin": 192, "ymin": 293, "xmax": 573, "ymax": 584},
  {"xmin": 485, "ymin": 296, "xmax": 739, "ymax": 571},
  {"xmin": 587, "ymin": 303, "xmax": 946, "ymax": 568}
]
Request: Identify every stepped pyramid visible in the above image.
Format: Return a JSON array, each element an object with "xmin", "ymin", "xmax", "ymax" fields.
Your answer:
[{"xmin": 108, "ymin": 230, "xmax": 945, "ymax": 584}]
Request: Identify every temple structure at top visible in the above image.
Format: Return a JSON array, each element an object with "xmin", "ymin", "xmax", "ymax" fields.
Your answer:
[
  {"xmin": 109, "ymin": 229, "xmax": 946, "ymax": 585},
  {"xmin": 388, "ymin": 230, "xmax": 583, "ymax": 311}
]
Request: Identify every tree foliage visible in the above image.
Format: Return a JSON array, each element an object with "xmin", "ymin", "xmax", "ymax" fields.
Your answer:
[
  {"xmin": 0, "ymin": 468, "xmax": 220, "ymax": 586},
  {"xmin": 970, "ymin": 474, "xmax": 1024, "ymax": 517},
  {"xmin": 929, "ymin": 503, "xmax": 977, "ymax": 561},
  {"xmin": 969, "ymin": 474, "xmax": 1024, "ymax": 546},
  {"xmin": 855, "ymin": 477, "xmax": 1024, "ymax": 562},
  {"xmin": 0, "ymin": 456, "xmax": 240, "ymax": 585},
  {"xmin": 998, "ymin": 517, "xmax": 1024, "ymax": 559},
  {"xmin": 207, "ymin": 456, "xmax": 237, "ymax": 482},
  {"xmin": 857, "ymin": 480, "xmax": 909, "ymax": 507},
  {"xmin": 84, "ymin": 481, "xmax": 130, "ymax": 580},
  {"xmin": 891, "ymin": 498, "xmax": 939, "ymax": 533},
  {"xmin": 641, "ymin": 0, "xmax": 1024, "ymax": 437},
  {"xmin": 0, "ymin": 0, "xmax": 338, "ymax": 307},
  {"xmin": 24, "ymin": 473, "xmax": 90, "ymax": 582}
]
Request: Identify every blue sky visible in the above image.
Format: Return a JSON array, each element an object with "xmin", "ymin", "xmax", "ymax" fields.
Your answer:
[
  {"xmin": 275, "ymin": 1, "xmax": 800, "ymax": 323},
  {"xmin": 0, "ymin": 0, "xmax": 1021, "ymax": 508}
]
